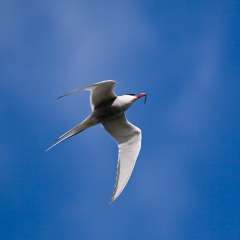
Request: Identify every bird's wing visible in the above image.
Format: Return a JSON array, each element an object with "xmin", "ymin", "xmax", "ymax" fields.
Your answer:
[
  {"xmin": 85, "ymin": 80, "xmax": 116, "ymax": 110},
  {"xmin": 58, "ymin": 80, "xmax": 116, "ymax": 110},
  {"xmin": 102, "ymin": 114, "xmax": 142, "ymax": 202}
]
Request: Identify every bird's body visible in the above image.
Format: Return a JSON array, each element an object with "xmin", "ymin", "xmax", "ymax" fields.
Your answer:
[
  {"xmin": 92, "ymin": 95, "xmax": 137, "ymax": 122},
  {"xmin": 47, "ymin": 80, "xmax": 146, "ymax": 202}
]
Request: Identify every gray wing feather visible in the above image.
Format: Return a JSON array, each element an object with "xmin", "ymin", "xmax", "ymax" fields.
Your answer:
[
  {"xmin": 57, "ymin": 80, "xmax": 116, "ymax": 111},
  {"xmin": 103, "ymin": 114, "xmax": 142, "ymax": 202},
  {"xmin": 86, "ymin": 80, "xmax": 116, "ymax": 110}
]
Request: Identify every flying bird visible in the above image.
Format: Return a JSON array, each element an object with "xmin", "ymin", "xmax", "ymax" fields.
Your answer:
[{"xmin": 47, "ymin": 80, "xmax": 147, "ymax": 202}]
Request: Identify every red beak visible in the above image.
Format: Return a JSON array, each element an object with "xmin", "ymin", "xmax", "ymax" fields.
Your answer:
[{"xmin": 136, "ymin": 92, "xmax": 147, "ymax": 103}]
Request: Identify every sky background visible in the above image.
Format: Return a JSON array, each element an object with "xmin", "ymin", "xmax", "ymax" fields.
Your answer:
[{"xmin": 1, "ymin": 0, "xmax": 240, "ymax": 239}]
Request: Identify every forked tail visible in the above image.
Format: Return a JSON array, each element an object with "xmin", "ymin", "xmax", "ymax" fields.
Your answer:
[{"xmin": 46, "ymin": 117, "xmax": 96, "ymax": 151}]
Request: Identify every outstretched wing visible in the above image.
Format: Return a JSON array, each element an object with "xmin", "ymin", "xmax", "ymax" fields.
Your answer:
[
  {"xmin": 102, "ymin": 114, "xmax": 142, "ymax": 202},
  {"xmin": 57, "ymin": 80, "xmax": 116, "ymax": 110}
]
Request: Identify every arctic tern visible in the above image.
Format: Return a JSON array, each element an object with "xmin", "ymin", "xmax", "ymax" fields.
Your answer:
[{"xmin": 47, "ymin": 80, "xmax": 147, "ymax": 202}]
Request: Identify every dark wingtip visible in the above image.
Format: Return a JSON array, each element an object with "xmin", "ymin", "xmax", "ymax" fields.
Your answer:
[
  {"xmin": 56, "ymin": 96, "xmax": 62, "ymax": 100},
  {"xmin": 57, "ymin": 93, "xmax": 72, "ymax": 100},
  {"xmin": 56, "ymin": 95, "xmax": 64, "ymax": 100}
]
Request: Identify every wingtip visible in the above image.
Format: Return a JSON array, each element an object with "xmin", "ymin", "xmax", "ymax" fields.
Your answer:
[
  {"xmin": 111, "ymin": 191, "xmax": 120, "ymax": 203},
  {"xmin": 57, "ymin": 93, "xmax": 71, "ymax": 100},
  {"xmin": 109, "ymin": 196, "xmax": 117, "ymax": 205},
  {"xmin": 56, "ymin": 95, "xmax": 64, "ymax": 100}
]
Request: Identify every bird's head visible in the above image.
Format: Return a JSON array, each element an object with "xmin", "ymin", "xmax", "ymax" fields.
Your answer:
[{"xmin": 117, "ymin": 93, "xmax": 147, "ymax": 111}]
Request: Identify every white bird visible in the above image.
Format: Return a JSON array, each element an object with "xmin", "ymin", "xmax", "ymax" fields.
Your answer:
[{"xmin": 47, "ymin": 80, "xmax": 147, "ymax": 202}]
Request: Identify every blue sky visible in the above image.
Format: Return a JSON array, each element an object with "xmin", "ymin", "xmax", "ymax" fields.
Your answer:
[{"xmin": 1, "ymin": 0, "xmax": 240, "ymax": 239}]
